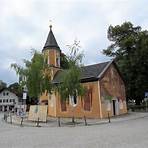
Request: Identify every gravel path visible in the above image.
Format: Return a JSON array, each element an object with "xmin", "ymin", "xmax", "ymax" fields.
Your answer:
[{"xmin": 0, "ymin": 112, "xmax": 148, "ymax": 148}]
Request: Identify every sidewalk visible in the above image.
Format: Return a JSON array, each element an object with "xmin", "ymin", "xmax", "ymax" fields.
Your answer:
[{"xmin": 3, "ymin": 112, "xmax": 148, "ymax": 128}]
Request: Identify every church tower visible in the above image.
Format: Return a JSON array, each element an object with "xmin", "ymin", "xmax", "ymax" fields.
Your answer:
[{"xmin": 42, "ymin": 25, "xmax": 61, "ymax": 68}]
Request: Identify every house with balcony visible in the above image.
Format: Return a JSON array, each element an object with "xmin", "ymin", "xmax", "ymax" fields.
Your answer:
[{"xmin": 0, "ymin": 88, "xmax": 19, "ymax": 112}]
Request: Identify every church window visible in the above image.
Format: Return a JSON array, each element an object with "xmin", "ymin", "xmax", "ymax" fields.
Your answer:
[
  {"xmin": 73, "ymin": 95, "xmax": 77, "ymax": 104},
  {"xmin": 56, "ymin": 53, "xmax": 60, "ymax": 67},
  {"xmin": 48, "ymin": 55, "xmax": 50, "ymax": 65},
  {"xmin": 56, "ymin": 57, "xmax": 60, "ymax": 67},
  {"xmin": 69, "ymin": 91, "xmax": 77, "ymax": 107},
  {"xmin": 61, "ymin": 99, "xmax": 67, "ymax": 111},
  {"xmin": 84, "ymin": 87, "xmax": 92, "ymax": 111}
]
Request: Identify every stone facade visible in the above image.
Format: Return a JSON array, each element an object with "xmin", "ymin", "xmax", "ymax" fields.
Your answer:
[
  {"xmin": 40, "ymin": 25, "xmax": 127, "ymax": 119},
  {"xmin": 40, "ymin": 62, "xmax": 127, "ymax": 119}
]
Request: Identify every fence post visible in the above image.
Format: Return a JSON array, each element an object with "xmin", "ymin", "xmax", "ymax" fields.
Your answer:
[
  {"xmin": 5, "ymin": 113, "xmax": 8, "ymax": 122},
  {"xmin": 20, "ymin": 117, "xmax": 23, "ymax": 126},
  {"xmin": 36, "ymin": 117, "xmax": 40, "ymax": 127},
  {"xmin": 10, "ymin": 113, "xmax": 12, "ymax": 124},
  {"xmin": 108, "ymin": 112, "xmax": 111, "ymax": 123},
  {"xmin": 72, "ymin": 116, "xmax": 75, "ymax": 126},
  {"xmin": 58, "ymin": 117, "xmax": 61, "ymax": 127},
  {"xmin": 84, "ymin": 116, "xmax": 87, "ymax": 126},
  {"xmin": 4, "ymin": 113, "xmax": 6, "ymax": 121}
]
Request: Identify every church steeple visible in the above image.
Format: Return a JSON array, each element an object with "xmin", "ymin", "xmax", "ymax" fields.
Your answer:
[
  {"xmin": 43, "ymin": 25, "xmax": 60, "ymax": 51},
  {"xmin": 42, "ymin": 25, "xmax": 61, "ymax": 68}
]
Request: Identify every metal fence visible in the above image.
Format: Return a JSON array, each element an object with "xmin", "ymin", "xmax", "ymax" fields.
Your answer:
[{"xmin": 128, "ymin": 105, "xmax": 148, "ymax": 112}]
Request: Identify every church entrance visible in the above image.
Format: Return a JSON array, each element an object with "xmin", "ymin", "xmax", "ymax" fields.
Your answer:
[
  {"xmin": 112, "ymin": 99, "xmax": 119, "ymax": 116},
  {"xmin": 112, "ymin": 100, "xmax": 116, "ymax": 116}
]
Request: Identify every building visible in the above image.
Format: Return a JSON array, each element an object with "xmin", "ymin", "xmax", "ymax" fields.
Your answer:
[
  {"xmin": 0, "ymin": 88, "xmax": 19, "ymax": 112},
  {"xmin": 40, "ymin": 25, "xmax": 127, "ymax": 118}
]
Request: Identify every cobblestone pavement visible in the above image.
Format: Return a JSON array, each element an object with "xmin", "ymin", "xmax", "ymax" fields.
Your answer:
[{"xmin": 0, "ymin": 112, "xmax": 148, "ymax": 148}]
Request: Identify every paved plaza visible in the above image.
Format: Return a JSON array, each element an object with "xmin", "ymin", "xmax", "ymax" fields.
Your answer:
[{"xmin": 0, "ymin": 112, "xmax": 148, "ymax": 148}]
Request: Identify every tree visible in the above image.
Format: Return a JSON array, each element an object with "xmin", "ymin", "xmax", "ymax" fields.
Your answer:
[
  {"xmin": 57, "ymin": 40, "xmax": 85, "ymax": 104},
  {"xmin": 0, "ymin": 80, "xmax": 7, "ymax": 90},
  {"xmin": 60, "ymin": 52, "xmax": 69, "ymax": 69},
  {"xmin": 11, "ymin": 51, "xmax": 52, "ymax": 102},
  {"xmin": 8, "ymin": 82, "xmax": 22, "ymax": 96},
  {"xmin": 103, "ymin": 22, "xmax": 148, "ymax": 105}
]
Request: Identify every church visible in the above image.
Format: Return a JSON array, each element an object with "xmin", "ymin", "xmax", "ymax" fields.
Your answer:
[{"xmin": 40, "ymin": 25, "xmax": 127, "ymax": 119}]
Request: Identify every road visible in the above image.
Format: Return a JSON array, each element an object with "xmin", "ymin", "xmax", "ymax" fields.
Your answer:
[{"xmin": 0, "ymin": 112, "xmax": 148, "ymax": 148}]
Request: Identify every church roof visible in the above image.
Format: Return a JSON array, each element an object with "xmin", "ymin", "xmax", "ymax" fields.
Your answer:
[
  {"xmin": 52, "ymin": 60, "xmax": 112, "ymax": 84},
  {"xmin": 43, "ymin": 25, "xmax": 60, "ymax": 51},
  {"xmin": 81, "ymin": 61, "xmax": 110, "ymax": 80}
]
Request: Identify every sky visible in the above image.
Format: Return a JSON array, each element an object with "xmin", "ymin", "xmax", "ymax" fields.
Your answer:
[{"xmin": 0, "ymin": 0, "xmax": 148, "ymax": 85}]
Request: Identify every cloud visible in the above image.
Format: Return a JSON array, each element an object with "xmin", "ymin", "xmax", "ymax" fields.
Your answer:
[{"xmin": 0, "ymin": 0, "xmax": 148, "ymax": 84}]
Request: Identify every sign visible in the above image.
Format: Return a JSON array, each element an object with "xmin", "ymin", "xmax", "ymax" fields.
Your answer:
[
  {"xmin": 28, "ymin": 105, "xmax": 48, "ymax": 122},
  {"xmin": 23, "ymin": 92, "xmax": 27, "ymax": 100}
]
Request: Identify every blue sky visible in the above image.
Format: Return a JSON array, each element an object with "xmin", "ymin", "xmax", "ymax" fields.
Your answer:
[{"xmin": 0, "ymin": 0, "xmax": 148, "ymax": 85}]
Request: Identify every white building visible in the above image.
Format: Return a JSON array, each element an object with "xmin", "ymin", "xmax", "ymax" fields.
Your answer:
[{"xmin": 0, "ymin": 89, "xmax": 19, "ymax": 112}]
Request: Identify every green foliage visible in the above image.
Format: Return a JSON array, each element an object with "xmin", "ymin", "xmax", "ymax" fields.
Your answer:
[
  {"xmin": 0, "ymin": 80, "xmax": 7, "ymax": 90},
  {"xmin": 57, "ymin": 40, "xmax": 85, "ymax": 101},
  {"xmin": 105, "ymin": 95, "xmax": 112, "ymax": 102},
  {"xmin": 8, "ymin": 82, "xmax": 22, "ymax": 96},
  {"xmin": 11, "ymin": 51, "xmax": 52, "ymax": 100},
  {"xmin": 60, "ymin": 53, "xmax": 69, "ymax": 69},
  {"xmin": 67, "ymin": 40, "xmax": 84, "ymax": 67},
  {"xmin": 103, "ymin": 22, "xmax": 148, "ymax": 104}
]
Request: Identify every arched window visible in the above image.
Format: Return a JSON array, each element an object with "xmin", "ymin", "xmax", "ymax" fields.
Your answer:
[
  {"xmin": 61, "ymin": 99, "xmax": 67, "ymax": 111},
  {"xmin": 73, "ymin": 94, "xmax": 77, "ymax": 104},
  {"xmin": 69, "ymin": 91, "xmax": 77, "ymax": 107},
  {"xmin": 56, "ymin": 53, "xmax": 60, "ymax": 67}
]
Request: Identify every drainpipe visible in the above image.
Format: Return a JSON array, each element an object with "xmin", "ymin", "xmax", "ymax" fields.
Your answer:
[{"xmin": 98, "ymin": 81, "xmax": 103, "ymax": 119}]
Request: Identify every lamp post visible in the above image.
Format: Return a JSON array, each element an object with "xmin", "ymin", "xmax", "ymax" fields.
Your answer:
[{"xmin": 22, "ymin": 85, "xmax": 27, "ymax": 115}]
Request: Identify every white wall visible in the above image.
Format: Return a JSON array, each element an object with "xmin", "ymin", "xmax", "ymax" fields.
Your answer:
[{"xmin": 0, "ymin": 89, "xmax": 19, "ymax": 109}]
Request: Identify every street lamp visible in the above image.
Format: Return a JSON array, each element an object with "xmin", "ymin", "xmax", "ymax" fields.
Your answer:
[{"xmin": 22, "ymin": 85, "xmax": 27, "ymax": 115}]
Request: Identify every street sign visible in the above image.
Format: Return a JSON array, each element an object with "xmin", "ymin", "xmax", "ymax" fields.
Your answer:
[{"xmin": 23, "ymin": 92, "xmax": 27, "ymax": 100}]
